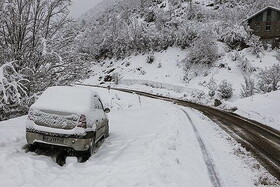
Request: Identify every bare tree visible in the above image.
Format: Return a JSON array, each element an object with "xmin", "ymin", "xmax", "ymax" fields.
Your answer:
[
  {"xmin": 0, "ymin": 0, "xmax": 71, "ymax": 64},
  {"xmin": 0, "ymin": 0, "xmax": 88, "ymax": 120}
]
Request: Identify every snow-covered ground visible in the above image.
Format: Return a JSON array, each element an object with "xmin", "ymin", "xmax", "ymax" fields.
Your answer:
[
  {"xmin": 0, "ymin": 87, "xmax": 278, "ymax": 186},
  {"xmin": 83, "ymin": 46, "xmax": 280, "ymax": 131},
  {"xmin": 84, "ymin": 47, "xmax": 280, "ymax": 100},
  {"xmin": 224, "ymin": 91, "xmax": 280, "ymax": 131},
  {"xmin": 84, "ymin": 48, "xmax": 187, "ymax": 87}
]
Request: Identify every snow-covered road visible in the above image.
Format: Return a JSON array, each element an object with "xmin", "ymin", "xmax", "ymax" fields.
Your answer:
[{"xmin": 0, "ymin": 88, "xmax": 278, "ymax": 187}]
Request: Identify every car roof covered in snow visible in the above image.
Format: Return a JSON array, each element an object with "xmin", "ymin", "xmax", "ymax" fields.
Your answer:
[{"xmin": 31, "ymin": 86, "xmax": 99, "ymax": 114}]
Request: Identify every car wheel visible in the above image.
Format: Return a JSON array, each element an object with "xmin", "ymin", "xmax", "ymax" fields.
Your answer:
[
  {"xmin": 27, "ymin": 144, "xmax": 37, "ymax": 152},
  {"xmin": 56, "ymin": 150, "xmax": 68, "ymax": 166},
  {"xmin": 78, "ymin": 137, "xmax": 96, "ymax": 163},
  {"xmin": 89, "ymin": 137, "xmax": 96, "ymax": 155}
]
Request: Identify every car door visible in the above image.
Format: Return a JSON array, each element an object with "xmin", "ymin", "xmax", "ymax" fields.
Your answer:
[
  {"xmin": 94, "ymin": 97, "xmax": 106, "ymax": 141},
  {"xmin": 97, "ymin": 98, "xmax": 106, "ymax": 135}
]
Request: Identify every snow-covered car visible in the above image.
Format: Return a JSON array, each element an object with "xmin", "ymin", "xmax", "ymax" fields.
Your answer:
[{"xmin": 26, "ymin": 86, "xmax": 110, "ymax": 156}]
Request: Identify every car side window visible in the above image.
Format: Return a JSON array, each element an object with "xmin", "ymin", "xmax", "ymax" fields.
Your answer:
[
  {"xmin": 98, "ymin": 99, "xmax": 105, "ymax": 110},
  {"xmin": 94, "ymin": 98, "xmax": 104, "ymax": 110}
]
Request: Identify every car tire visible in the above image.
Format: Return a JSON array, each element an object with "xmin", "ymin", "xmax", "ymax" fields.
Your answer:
[
  {"xmin": 27, "ymin": 144, "xmax": 37, "ymax": 152},
  {"xmin": 78, "ymin": 136, "xmax": 96, "ymax": 163},
  {"xmin": 104, "ymin": 124, "xmax": 109, "ymax": 138},
  {"xmin": 56, "ymin": 150, "xmax": 68, "ymax": 166},
  {"xmin": 89, "ymin": 137, "xmax": 96, "ymax": 155}
]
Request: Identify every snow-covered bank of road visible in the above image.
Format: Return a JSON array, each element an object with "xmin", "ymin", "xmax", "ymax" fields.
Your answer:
[
  {"xmin": 0, "ymin": 88, "xmax": 278, "ymax": 186},
  {"xmin": 226, "ymin": 91, "xmax": 280, "ymax": 131},
  {"xmin": 107, "ymin": 81, "xmax": 280, "ymax": 133}
]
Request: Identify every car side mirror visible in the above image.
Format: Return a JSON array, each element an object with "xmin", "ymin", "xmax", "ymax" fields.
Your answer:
[{"xmin": 104, "ymin": 108, "xmax": 110, "ymax": 113}]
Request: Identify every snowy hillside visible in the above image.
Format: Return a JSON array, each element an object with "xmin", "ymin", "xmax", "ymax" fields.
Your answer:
[
  {"xmin": 83, "ymin": 45, "xmax": 280, "ymax": 100},
  {"xmin": 84, "ymin": 48, "xmax": 186, "ymax": 86},
  {"xmin": 82, "ymin": 44, "xmax": 280, "ymax": 131},
  {"xmin": 78, "ymin": 0, "xmax": 118, "ymax": 21},
  {"xmin": 79, "ymin": 0, "xmax": 214, "ymax": 21}
]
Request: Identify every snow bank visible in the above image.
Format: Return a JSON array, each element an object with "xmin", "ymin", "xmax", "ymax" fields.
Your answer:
[{"xmin": 230, "ymin": 90, "xmax": 280, "ymax": 131}]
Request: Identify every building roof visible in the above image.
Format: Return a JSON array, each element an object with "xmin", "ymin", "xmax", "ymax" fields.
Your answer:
[{"xmin": 245, "ymin": 6, "xmax": 280, "ymax": 21}]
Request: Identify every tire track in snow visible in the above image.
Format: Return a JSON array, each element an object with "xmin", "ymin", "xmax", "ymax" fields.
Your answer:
[
  {"xmin": 78, "ymin": 84, "xmax": 280, "ymax": 180},
  {"xmin": 180, "ymin": 109, "xmax": 221, "ymax": 187}
]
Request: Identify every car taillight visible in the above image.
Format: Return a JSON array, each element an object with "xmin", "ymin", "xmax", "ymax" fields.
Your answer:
[{"xmin": 78, "ymin": 114, "xmax": 87, "ymax": 128}]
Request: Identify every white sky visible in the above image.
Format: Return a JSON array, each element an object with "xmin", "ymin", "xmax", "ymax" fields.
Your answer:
[{"xmin": 69, "ymin": 0, "xmax": 104, "ymax": 18}]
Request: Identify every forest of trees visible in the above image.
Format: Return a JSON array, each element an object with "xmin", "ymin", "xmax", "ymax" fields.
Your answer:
[
  {"xmin": 1, "ymin": 0, "xmax": 280, "ymax": 120},
  {"xmin": 78, "ymin": 0, "xmax": 280, "ymax": 60}
]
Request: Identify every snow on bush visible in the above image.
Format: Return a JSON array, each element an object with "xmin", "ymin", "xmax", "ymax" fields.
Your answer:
[
  {"xmin": 112, "ymin": 72, "xmax": 121, "ymax": 85},
  {"xmin": 237, "ymin": 55, "xmax": 255, "ymax": 73},
  {"xmin": 246, "ymin": 35, "xmax": 264, "ymax": 58},
  {"xmin": 275, "ymin": 49, "xmax": 280, "ymax": 61},
  {"xmin": 175, "ymin": 23, "xmax": 198, "ymax": 49},
  {"xmin": 183, "ymin": 61, "xmax": 212, "ymax": 84},
  {"xmin": 230, "ymin": 51, "xmax": 255, "ymax": 72},
  {"xmin": 183, "ymin": 63, "xmax": 199, "ymax": 83},
  {"xmin": 207, "ymin": 77, "xmax": 218, "ymax": 97},
  {"xmin": 229, "ymin": 50, "xmax": 242, "ymax": 62},
  {"xmin": 0, "ymin": 62, "xmax": 28, "ymax": 105},
  {"xmin": 0, "ymin": 62, "xmax": 29, "ymax": 120},
  {"xmin": 182, "ymin": 33, "xmax": 218, "ymax": 83},
  {"xmin": 218, "ymin": 24, "xmax": 249, "ymax": 49},
  {"xmin": 217, "ymin": 80, "xmax": 233, "ymax": 99},
  {"xmin": 146, "ymin": 54, "xmax": 155, "ymax": 64},
  {"xmin": 257, "ymin": 64, "xmax": 280, "ymax": 93},
  {"xmin": 186, "ymin": 35, "xmax": 219, "ymax": 65},
  {"xmin": 240, "ymin": 75, "xmax": 255, "ymax": 98}
]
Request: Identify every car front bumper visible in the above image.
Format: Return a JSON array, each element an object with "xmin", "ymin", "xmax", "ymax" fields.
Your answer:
[{"xmin": 26, "ymin": 128, "xmax": 94, "ymax": 151}]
